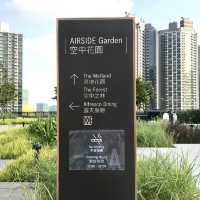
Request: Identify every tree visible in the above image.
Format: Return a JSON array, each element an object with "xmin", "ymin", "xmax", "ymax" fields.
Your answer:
[
  {"xmin": 0, "ymin": 66, "xmax": 17, "ymax": 114},
  {"xmin": 136, "ymin": 78, "xmax": 153, "ymax": 110},
  {"xmin": 51, "ymin": 86, "xmax": 57, "ymax": 100}
]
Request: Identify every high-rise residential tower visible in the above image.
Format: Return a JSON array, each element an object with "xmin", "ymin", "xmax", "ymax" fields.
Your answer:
[
  {"xmin": 198, "ymin": 45, "xmax": 200, "ymax": 108},
  {"xmin": 0, "ymin": 22, "xmax": 23, "ymax": 112},
  {"xmin": 133, "ymin": 16, "xmax": 145, "ymax": 79},
  {"xmin": 144, "ymin": 24, "xmax": 159, "ymax": 109},
  {"xmin": 159, "ymin": 18, "xmax": 199, "ymax": 111}
]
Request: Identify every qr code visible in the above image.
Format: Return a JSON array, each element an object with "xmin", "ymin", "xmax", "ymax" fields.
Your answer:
[{"xmin": 83, "ymin": 116, "xmax": 93, "ymax": 126}]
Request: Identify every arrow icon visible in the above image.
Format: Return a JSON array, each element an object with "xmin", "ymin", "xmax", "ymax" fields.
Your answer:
[
  {"xmin": 70, "ymin": 74, "xmax": 79, "ymax": 86},
  {"xmin": 69, "ymin": 102, "xmax": 80, "ymax": 111}
]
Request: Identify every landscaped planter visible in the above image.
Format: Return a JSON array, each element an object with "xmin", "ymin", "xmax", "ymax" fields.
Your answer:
[
  {"xmin": 137, "ymin": 144, "xmax": 200, "ymax": 188},
  {"xmin": 167, "ymin": 123, "xmax": 200, "ymax": 143}
]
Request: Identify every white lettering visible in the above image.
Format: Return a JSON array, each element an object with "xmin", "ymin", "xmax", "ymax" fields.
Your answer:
[
  {"xmin": 98, "ymin": 37, "xmax": 123, "ymax": 45},
  {"xmin": 69, "ymin": 37, "xmax": 96, "ymax": 45}
]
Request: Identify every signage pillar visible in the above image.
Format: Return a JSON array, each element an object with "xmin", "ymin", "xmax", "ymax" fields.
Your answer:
[{"xmin": 57, "ymin": 18, "xmax": 136, "ymax": 200}]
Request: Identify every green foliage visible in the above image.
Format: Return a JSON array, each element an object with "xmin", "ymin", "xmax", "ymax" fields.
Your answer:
[
  {"xmin": 136, "ymin": 78, "xmax": 153, "ymax": 109},
  {"xmin": 0, "ymin": 117, "xmax": 36, "ymax": 125},
  {"xmin": 0, "ymin": 138, "xmax": 31, "ymax": 159},
  {"xmin": 0, "ymin": 112, "xmax": 16, "ymax": 119},
  {"xmin": 138, "ymin": 154, "xmax": 200, "ymax": 200},
  {"xmin": 137, "ymin": 120, "xmax": 174, "ymax": 147},
  {"xmin": 1, "ymin": 126, "xmax": 200, "ymax": 200},
  {"xmin": 0, "ymin": 146, "xmax": 56, "ymax": 200},
  {"xmin": 0, "ymin": 128, "xmax": 31, "ymax": 159},
  {"xmin": 0, "ymin": 67, "xmax": 17, "ymax": 112},
  {"xmin": 0, "ymin": 127, "xmax": 56, "ymax": 199},
  {"xmin": 27, "ymin": 118, "xmax": 56, "ymax": 145},
  {"xmin": 167, "ymin": 123, "xmax": 200, "ymax": 144},
  {"xmin": 177, "ymin": 110, "xmax": 200, "ymax": 123},
  {"xmin": 0, "ymin": 151, "xmax": 36, "ymax": 182},
  {"xmin": 0, "ymin": 147, "xmax": 56, "ymax": 182},
  {"xmin": 34, "ymin": 149, "xmax": 56, "ymax": 200}
]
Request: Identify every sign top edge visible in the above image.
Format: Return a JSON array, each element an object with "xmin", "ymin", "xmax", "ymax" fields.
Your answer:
[{"xmin": 56, "ymin": 17, "xmax": 134, "ymax": 21}]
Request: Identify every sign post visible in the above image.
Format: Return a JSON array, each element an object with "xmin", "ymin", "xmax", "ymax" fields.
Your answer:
[{"xmin": 57, "ymin": 18, "xmax": 136, "ymax": 200}]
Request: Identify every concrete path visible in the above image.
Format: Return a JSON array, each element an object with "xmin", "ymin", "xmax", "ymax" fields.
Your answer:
[
  {"xmin": 137, "ymin": 144, "xmax": 200, "ymax": 168},
  {"xmin": 0, "ymin": 182, "xmax": 35, "ymax": 200},
  {"xmin": 0, "ymin": 162, "xmax": 35, "ymax": 199},
  {"xmin": 0, "ymin": 125, "xmax": 23, "ymax": 132}
]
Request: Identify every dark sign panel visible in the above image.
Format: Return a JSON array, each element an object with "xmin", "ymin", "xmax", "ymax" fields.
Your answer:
[
  {"xmin": 69, "ymin": 129, "xmax": 125, "ymax": 171},
  {"xmin": 57, "ymin": 18, "xmax": 136, "ymax": 200}
]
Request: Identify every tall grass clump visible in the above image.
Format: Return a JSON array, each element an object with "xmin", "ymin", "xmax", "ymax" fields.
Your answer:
[
  {"xmin": 27, "ymin": 118, "xmax": 56, "ymax": 145},
  {"xmin": 138, "ymin": 154, "xmax": 200, "ymax": 200},
  {"xmin": 28, "ymin": 147, "xmax": 56, "ymax": 200},
  {"xmin": 33, "ymin": 156, "xmax": 56, "ymax": 200},
  {"xmin": 0, "ymin": 146, "xmax": 56, "ymax": 182},
  {"xmin": 0, "ymin": 151, "xmax": 35, "ymax": 182},
  {"xmin": 137, "ymin": 121, "xmax": 174, "ymax": 147},
  {"xmin": 0, "ymin": 128, "xmax": 31, "ymax": 159},
  {"xmin": 0, "ymin": 126, "xmax": 56, "ymax": 199}
]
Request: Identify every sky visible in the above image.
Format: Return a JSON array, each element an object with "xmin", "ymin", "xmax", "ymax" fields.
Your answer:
[{"xmin": 0, "ymin": 0, "xmax": 200, "ymax": 106}]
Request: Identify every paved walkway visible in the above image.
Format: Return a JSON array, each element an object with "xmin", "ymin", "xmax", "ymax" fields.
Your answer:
[
  {"xmin": 0, "ymin": 125, "xmax": 23, "ymax": 132},
  {"xmin": 0, "ymin": 182, "xmax": 34, "ymax": 200}
]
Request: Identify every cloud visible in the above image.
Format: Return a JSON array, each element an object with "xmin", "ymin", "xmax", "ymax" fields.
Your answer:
[
  {"xmin": 23, "ymin": 33, "xmax": 56, "ymax": 105},
  {"xmin": 24, "ymin": 33, "xmax": 55, "ymax": 60},
  {"xmin": 10, "ymin": 0, "xmax": 133, "ymax": 18},
  {"xmin": 6, "ymin": 0, "xmax": 134, "ymax": 105}
]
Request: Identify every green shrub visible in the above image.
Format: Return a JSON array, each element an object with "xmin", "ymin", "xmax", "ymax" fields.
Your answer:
[
  {"xmin": 137, "ymin": 121, "xmax": 174, "ymax": 147},
  {"xmin": 0, "ymin": 112, "xmax": 16, "ymax": 119},
  {"xmin": 138, "ymin": 154, "xmax": 200, "ymax": 200},
  {"xmin": 177, "ymin": 110, "xmax": 200, "ymax": 123},
  {"xmin": 27, "ymin": 118, "xmax": 56, "ymax": 145},
  {"xmin": 167, "ymin": 123, "xmax": 200, "ymax": 144}
]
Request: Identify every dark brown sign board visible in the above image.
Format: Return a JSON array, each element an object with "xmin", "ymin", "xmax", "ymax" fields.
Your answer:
[{"xmin": 57, "ymin": 18, "xmax": 136, "ymax": 200}]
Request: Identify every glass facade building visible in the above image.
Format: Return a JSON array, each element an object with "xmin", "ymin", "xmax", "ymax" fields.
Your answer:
[{"xmin": 144, "ymin": 24, "xmax": 159, "ymax": 109}]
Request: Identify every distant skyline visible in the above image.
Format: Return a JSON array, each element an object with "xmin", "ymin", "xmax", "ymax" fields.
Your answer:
[
  {"xmin": 0, "ymin": 0, "xmax": 199, "ymax": 105},
  {"xmin": 134, "ymin": 0, "xmax": 200, "ymax": 33}
]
